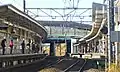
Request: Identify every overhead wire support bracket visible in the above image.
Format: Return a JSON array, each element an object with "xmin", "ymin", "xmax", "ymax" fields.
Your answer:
[{"xmin": 26, "ymin": 8, "xmax": 92, "ymax": 10}]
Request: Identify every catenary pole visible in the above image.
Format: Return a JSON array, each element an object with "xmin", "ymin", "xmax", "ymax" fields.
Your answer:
[
  {"xmin": 107, "ymin": 0, "xmax": 114, "ymax": 68},
  {"xmin": 107, "ymin": 0, "xmax": 112, "ymax": 68},
  {"xmin": 103, "ymin": 1, "xmax": 108, "ymax": 71},
  {"xmin": 23, "ymin": 0, "xmax": 26, "ymax": 12}
]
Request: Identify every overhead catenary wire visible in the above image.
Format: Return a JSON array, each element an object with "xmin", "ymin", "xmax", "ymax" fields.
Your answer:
[{"xmin": 76, "ymin": 0, "xmax": 80, "ymax": 8}]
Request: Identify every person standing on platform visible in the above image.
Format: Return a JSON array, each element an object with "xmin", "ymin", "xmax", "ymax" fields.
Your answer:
[
  {"xmin": 32, "ymin": 42, "xmax": 35, "ymax": 53},
  {"xmin": 9, "ymin": 39, "xmax": 14, "ymax": 54},
  {"xmin": 1, "ymin": 38, "xmax": 6, "ymax": 55},
  {"xmin": 21, "ymin": 40, "xmax": 25, "ymax": 54},
  {"xmin": 35, "ymin": 43, "xmax": 39, "ymax": 53},
  {"xmin": 27, "ymin": 39, "xmax": 31, "ymax": 53}
]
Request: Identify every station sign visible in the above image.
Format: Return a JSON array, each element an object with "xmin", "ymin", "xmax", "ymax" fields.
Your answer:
[{"xmin": 111, "ymin": 31, "xmax": 120, "ymax": 42}]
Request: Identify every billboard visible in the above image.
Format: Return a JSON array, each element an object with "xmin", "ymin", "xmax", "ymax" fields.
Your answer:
[{"xmin": 111, "ymin": 31, "xmax": 120, "ymax": 42}]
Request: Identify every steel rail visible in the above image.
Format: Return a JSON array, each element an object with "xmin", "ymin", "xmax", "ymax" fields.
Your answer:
[
  {"xmin": 39, "ymin": 57, "xmax": 64, "ymax": 70},
  {"xmin": 63, "ymin": 59, "xmax": 80, "ymax": 72},
  {"xmin": 78, "ymin": 59, "xmax": 87, "ymax": 72},
  {"xmin": 46, "ymin": 59, "xmax": 64, "ymax": 67}
]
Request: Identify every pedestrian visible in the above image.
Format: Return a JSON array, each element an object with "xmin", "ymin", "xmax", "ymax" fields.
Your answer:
[
  {"xmin": 35, "ymin": 43, "xmax": 39, "ymax": 53},
  {"xmin": 9, "ymin": 39, "xmax": 14, "ymax": 54},
  {"xmin": 32, "ymin": 42, "xmax": 35, "ymax": 53},
  {"xmin": 27, "ymin": 39, "xmax": 31, "ymax": 53},
  {"xmin": 1, "ymin": 39, "xmax": 6, "ymax": 55},
  {"xmin": 21, "ymin": 40, "xmax": 25, "ymax": 54}
]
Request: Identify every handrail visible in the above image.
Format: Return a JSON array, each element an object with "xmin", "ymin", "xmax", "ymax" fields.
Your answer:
[
  {"xmin": 79, "ymin": 22, "xmax": 95, "ymax": 41},
  {"xmin": 74, "ymin": 10, "xmax": 104, "ymax": 46},
  {"xmin": 78, "ymin": 10, "xmax": 104, "ymax": 42},
  {"xmin": 86, "ymin": 18, "xmax": 107, "ymax": 42},
  {"xmin": 79, "ymin": 19, "xmax": 103, "ymax": 42},
  {"xmin": 74, "ymin": 21, "xmax": 102, "ymax": 46}
]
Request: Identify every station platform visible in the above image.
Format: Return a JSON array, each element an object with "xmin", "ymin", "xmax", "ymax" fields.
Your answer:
[{"xmin": 70, "ymin": 53, "xmax": 106, "ymax": 59}]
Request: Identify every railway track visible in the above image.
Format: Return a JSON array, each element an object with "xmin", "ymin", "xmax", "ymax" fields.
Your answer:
[
  {"xmin": 38, "ymin": 56, "xmax": 63, "ymax": 69},
  {"xmin": 5, "ymin": 56, "xmax": 103, "ymax": 72},
  {"xmin": 43, "ymin": 58, "xmax": 87, "ymax": 72},
  {"xmin": 39, "ymin": 57, "xmax": 102, "ymax": 72},
  {"xmin": 44, "ymin": 57, "xmax": 64, "ymax": 67},
  {"xmin": 49, "ymin": 58, "xmax": 78, "ymax": 70},
  {"xmin": 40, "ymin": 58, "xmax": 105, "ymax": 72},
  {"xmin": 63, "ymin": 59, "xmax": 86, "ymax": 72},
  {"xmin": 1, "ymin": 56, "xmax": 60, "ymax": 72}
]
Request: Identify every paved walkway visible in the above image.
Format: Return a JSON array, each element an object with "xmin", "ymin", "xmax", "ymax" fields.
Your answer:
[{"xmin": 0, "ymin": 48, "xmax": 34, "ymax": 55}]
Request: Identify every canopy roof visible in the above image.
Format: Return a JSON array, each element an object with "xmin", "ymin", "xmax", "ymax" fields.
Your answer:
[
  {"xmin": 38, "ymin": 21, "xmax": 92, "ymax": 30},
  {"xmin": 79, "ymin": 8, "xmax": 105, "ymax": 42},
  {"xmin": 0, "ymin": 4, "xmax": 47, "ymax": 39}
]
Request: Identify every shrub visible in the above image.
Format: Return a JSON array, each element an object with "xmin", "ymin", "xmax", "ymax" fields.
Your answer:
[{"xmin": 107, "ymin": 63, "xmax": 120, "ymax": 72}]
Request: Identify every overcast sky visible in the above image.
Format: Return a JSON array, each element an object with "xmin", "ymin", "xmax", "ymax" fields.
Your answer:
[{"xmin": 0, "ymin": 0, "xmax": 103, "ymax": 24}]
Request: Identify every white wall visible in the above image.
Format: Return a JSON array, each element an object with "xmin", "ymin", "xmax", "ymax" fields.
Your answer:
[{"xmin": 71, "ymin": 38, "xmax": 77, "ymax": 54}]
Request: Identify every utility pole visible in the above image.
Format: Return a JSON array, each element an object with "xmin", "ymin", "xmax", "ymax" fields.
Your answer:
[
  {"xmin": 23, "ymin": 0, "xmax": 26, "ymax": 12},
  {"xmin": 107, "ymin": 0, "xmax": 112, "ymax": 68},
  {"xmin": 110, "ymin": 0, "xmax": 114, "ymax": 31},
  {"xmin": 107, "ymin": 0, "xmax": 114, "ymax": 68},
  {"xmin": 103, "ymin": 1, "xmax": 107, "ymax": 71}
]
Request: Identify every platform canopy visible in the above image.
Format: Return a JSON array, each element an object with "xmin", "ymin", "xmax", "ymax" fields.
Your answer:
[
  {"xmin": 78, "ymin": 2, "xmax": 107, "ymax": 42},
  {"xmin": 0, "ymin": 4, "xmax": 47, "ymax": 40},
  {"xmin": 38, "ymin": 21, "xmax": 92, "ymax": 30}
]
